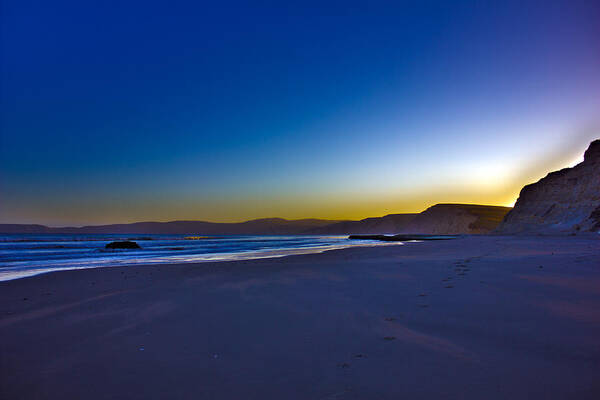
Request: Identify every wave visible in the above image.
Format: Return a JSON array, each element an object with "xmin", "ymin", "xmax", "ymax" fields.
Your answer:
[{"xmin": 0, "ymin": 234, "xmax": 404, "ymax": 281}]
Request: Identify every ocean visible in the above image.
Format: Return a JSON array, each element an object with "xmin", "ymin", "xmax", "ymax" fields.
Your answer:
[{"xmin": 0, "ymin": 234, "xmax": 402, "ymax": 281}]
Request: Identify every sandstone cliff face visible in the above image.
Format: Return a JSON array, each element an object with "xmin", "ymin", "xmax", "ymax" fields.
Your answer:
[
  {"xmin": 497, "ymin": 139, "xmax": 600, "ymax": 234},
  {"xmin": 399, "ymin": 204, "xmax": 511, "ymax": 235}
]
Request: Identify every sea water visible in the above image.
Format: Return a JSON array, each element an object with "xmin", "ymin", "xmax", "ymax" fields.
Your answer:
[{"xmin": 0, "ymin": 234, "xmax": 401, "ymax": 281}]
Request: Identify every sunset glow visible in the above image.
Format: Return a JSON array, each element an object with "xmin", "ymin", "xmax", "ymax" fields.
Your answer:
[{"xmin": 1, "ymin": 1, "xmax": 598, "ymax": 226}]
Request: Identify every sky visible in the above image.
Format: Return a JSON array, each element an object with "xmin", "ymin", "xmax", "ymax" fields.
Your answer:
[{"xmin": 1, "ymin": 0, "xmax": 599, "ymax": 226}]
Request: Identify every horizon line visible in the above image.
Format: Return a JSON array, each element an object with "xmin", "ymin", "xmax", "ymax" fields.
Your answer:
[{"xmin": 1, "ymin": 202, "xmax": 513, "ymax": 229}]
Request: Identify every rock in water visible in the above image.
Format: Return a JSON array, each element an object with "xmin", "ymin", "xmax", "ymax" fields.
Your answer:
[
  {"xmin": 105, "ymin": 241, "xmax": 141, "ymax": 249},
  {"xmin": 497, "ymin": 139, "xmax": 600, "ymax": 234},
  {"xmin": 348, "ymin": 234, "xmax": 457, "ymax": 241}
]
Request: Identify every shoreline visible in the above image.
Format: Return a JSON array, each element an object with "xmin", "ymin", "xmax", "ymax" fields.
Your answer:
[
  {"xmin": 4, "ymin": 232, "xmax": 596, "ymax": 283},
  {"xmin": 0, "ymin": 238, "xmax": 405, "ymax": 282},
  {"xmin": 2, "ymin": 235, "xmax": 599, "ymax": 399}
]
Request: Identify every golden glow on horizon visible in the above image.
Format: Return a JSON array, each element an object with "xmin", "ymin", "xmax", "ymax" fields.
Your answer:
[
  {"xmin": 4, "ymin": 137, "xmax": 596, "ymax": 226},
  {"xmin": 0, "ymin": 159, "xmax": 560, "ymax": 226},
  {"xmin": 12, "ymin": 185, "xmax": 520, "ymax": 226}
]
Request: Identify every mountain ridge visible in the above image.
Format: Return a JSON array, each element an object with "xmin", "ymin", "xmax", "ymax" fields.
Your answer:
[{"xmin": 0, "ymin": 204, "xmax": 511, "ymax": 235}]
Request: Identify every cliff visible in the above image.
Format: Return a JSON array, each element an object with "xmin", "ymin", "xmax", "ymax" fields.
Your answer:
[
  {"xmin": 497, "ymin": 139, "xmax": 600, "ymax": 234},
  {"xmin": 399, "ymin": 204, "xmax": 511, "ymax": 235},
  {"xmin": 305, "ymin": 214, "xmax": 418, "ymax": 234}
]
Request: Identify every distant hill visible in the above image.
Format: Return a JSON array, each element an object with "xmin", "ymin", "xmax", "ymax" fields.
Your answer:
[
  {"xmin": 398, "ymin": 204, "xmax": 512, "ymax": 235},
  {"xmin": 497, "ymin": 139, "xmax": 600, "ymax": 234},
  {"xmin": 0, "ymin": 204, "xmax": 512, "ymax": 235},
  {"xmin": 305, "ymin": 214, "xmax": 418, "ymax": 234},
  {"xmin": 0, "ymin": 224, "xmax": 54, "ymax": 234},
  {"xmin": 0, "ymin": 218, "xmax": 343, "ymax": 235}
]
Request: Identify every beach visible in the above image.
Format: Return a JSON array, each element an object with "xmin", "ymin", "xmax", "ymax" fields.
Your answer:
[{"xmin": 1, "ymin": 235, "xmax": 599, "ymax": 399}]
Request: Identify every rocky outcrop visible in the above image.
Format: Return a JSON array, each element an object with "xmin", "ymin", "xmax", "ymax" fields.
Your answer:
[
  {"xmin": 105, "ymin": 241, "xmax": 141, "ymax": 249},
  {"xmin": 497, "ymin": 139, "xmax": 600, "ymax": 234},
  {"xmin": 398, "ymin": 204, "xmax": 511, "ymax": 235},
  {"xmin": 348, "ymin": 234, "xmax": 457, "ymax": 241}
]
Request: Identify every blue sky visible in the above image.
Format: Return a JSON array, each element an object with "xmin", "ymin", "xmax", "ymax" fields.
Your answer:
[{"xmin": 1, "ymin": 1, "xmax": 599, "ymax": 225}]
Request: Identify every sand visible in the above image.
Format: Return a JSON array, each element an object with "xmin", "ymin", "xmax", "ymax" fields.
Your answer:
[{"xmin": 1, "ymin": 235, "xmax": 599, "ymax": 399}]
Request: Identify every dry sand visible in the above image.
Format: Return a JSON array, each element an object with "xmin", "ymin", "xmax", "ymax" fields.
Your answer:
[{"xmin": 1, "ymin": 235, "xmax": 599, "ymax": 399}]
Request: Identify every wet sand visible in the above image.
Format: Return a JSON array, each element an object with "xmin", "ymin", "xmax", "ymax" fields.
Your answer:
[{"xmin": 1, "ymin": 235, "xmax": 600, "ymax": 399}]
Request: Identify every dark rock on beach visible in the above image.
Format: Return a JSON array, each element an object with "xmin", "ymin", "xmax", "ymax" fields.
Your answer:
[
  {"xmin": 348, "ymin": 234, "xmax": 458, "ymax": 241},
  {"xmin": 105, "ymin": 241, "xmax": 141, "ymax": 249}
]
